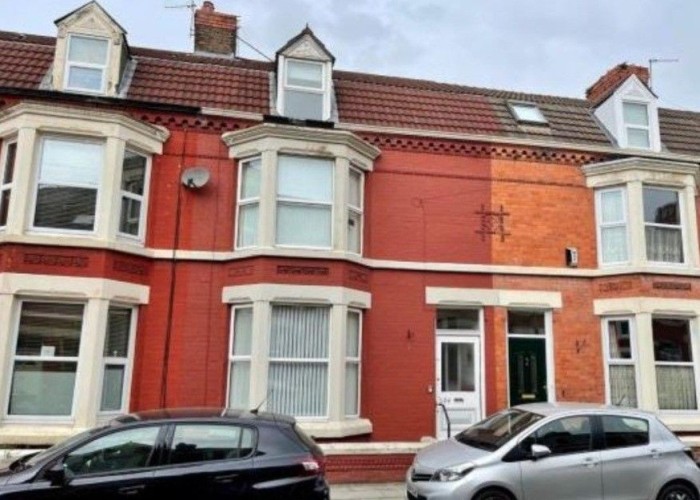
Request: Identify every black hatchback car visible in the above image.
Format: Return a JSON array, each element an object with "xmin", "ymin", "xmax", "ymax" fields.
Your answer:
[{"xmin": 0, "ymin": 408, "xmax": 329, "ymax": 499}]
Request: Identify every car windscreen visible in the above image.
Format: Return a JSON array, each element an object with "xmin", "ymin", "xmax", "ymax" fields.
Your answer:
[
  {"xmin": 455, "ymin": 409, "xmax": 543, "ymax": 451},
  {"xmin": 22, "ymin": 428, "xmax": 103, "ymax": 469}
]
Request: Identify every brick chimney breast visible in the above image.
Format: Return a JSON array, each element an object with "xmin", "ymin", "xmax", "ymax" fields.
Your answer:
[
  {"xmin": 194, "ymin": 1, "xmax": 237, "ymax": 56},
  {"xmin": 586, "ymin": 63, "xmax": 650, "ymax": 106}
]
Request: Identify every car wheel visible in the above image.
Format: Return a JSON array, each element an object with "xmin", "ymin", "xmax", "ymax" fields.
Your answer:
[
  {"xmin": 473, "ymin": 488, "xmax": 512, "ymax": 500},
  {"xmin": 658, "ymin": 483, "xmax": 698, "ymax": 500}
]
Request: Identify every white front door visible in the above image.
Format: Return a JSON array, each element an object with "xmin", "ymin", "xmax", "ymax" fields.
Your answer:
[{"xmin": 436, "ymin": 336, "xmax": 481, "ymax": 439}]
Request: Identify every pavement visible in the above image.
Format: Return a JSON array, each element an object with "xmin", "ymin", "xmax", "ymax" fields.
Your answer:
[{"xmin": 331, "ymin": 482, "xmax": 406, "ymax": 499}]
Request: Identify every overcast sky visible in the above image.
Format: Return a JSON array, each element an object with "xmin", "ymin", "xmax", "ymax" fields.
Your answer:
[{"xmin": 1, "ymin": 0, "xmax": 698, "ymax": 111}]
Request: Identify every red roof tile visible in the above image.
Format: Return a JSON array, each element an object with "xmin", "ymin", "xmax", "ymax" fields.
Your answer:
[{"xmin": 0, "ymin": 29, "xmax": 697, "ymax": 156}]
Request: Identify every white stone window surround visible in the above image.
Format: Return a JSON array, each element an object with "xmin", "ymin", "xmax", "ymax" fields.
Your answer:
[
  {"xmin": 593, "ymin": 75, "xmax": 662, "ymax": 153},
  {"xmin": 278, "ymin": 58, "xmax": 332, "ymax": 121},
  {"xmin": 584, "ymin": 157, "xmax": 700, "ymax": 271},
  {"xmin": 222, "ymin": 283, "xmax": 372, "ymax": 439},
  {"xmin": 63, "ymin": 34, "xmax": 111, "ymax": 95},
  {"xmin": 594, "ymin": 298, "xmax": 700, "ymax": 431},
  {"xmin": 223, "ymin": 123, "xmax": 380, "ymax": 257},
  {"xmin": 0, "ymin": 102, "xmax": 167, "ymax": 247},
  {"xmin": 53, "ymin": 2, "xmax": 128, "ymax": 97},
  {"xmin": 0, "ymin": 273, "xmax": 148, "ymax": 444}
]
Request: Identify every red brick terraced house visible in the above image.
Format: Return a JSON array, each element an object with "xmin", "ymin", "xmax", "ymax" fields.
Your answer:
[{"xmin": 1, "ymin": 0, "xmax": 700, "ymax": 482}]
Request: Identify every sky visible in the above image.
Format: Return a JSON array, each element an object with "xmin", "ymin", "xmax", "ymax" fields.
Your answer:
[{"xmin": 1, "ymin": 0, "xmax": 698, "ymax": 111}]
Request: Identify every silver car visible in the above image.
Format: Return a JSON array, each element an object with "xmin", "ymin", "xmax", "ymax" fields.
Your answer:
[{"xmin": 406, "ymin": 403, "xmax": 700, "ymax": 500}]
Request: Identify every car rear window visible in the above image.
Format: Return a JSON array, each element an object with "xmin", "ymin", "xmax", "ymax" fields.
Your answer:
[
  {"xmin": 256, "ymin": 425, "xmax": 306, "ymax": 456},
  {"xmin": 292, "ymin": 424, "xmax": 322, "ymax": 455},
  {"xmin": 602, "ymin": 416, "xmax": 649, "ymax": 449}
]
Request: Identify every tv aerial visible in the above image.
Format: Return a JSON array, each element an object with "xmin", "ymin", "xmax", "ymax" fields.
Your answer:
[{"xmin": 165, "ymin": 0, "xmax": 198, "ymax": 37}]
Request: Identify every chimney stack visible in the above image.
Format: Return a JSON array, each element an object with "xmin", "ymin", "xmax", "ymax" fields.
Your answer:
[
  {"xmin": 586, "ymin": 63, "xmax": 650, "ymax": 106},
  {"xmin": 194, "ymin": 1, "xmax": 237, "ymax": 56}
]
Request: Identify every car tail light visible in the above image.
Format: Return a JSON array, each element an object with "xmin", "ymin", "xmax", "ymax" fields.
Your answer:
[{"xmin": 301, "ymin": 455, "xmax": 326, "ymax": 475}]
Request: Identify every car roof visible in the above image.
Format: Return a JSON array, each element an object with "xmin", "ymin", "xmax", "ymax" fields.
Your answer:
[
  {"xmin": 109, "ymin": 407, "xmax": 296, "ymax": 427},
  {"xmin": 514, "ymin": 402, "xmax": 656, "ymax": 419}
]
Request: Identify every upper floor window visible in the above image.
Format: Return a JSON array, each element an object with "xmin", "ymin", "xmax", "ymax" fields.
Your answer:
[
  {"xmin": 597, "ymin": 188, "xmax": 629, "ymax": 265},
  {"xmin": 0, "ymin": 141, "xmax": 16, "ymax": 228},
  {"xmin": 276, "ymin": 155, "xmax": 333, "ymax": 248},
  {"xmin": 623, "ymin": 102, "xmax": 651, "ymax": 149},
  {"xmin": 225, "ymin": 123, "xmax": 379, "ymax": 255},
  {"xmin": 118, "ymin": 151, "xmax": 148, "ymax": 239},
  {"xmin": 65, "ymin": 35, "xmax": 110, "ymax": 93},
  {"xmin": 643, "ymin": 187, "xmax": 683, "ymax": 263},
  {"xmin": 283, "ymin": 60, "xmax": 327, "ymax": 121},
  {"xmin": 33, "ymin": 137, "xmax": 103, "ymax": 232},
  {"xmin": 0, "ymin": 102, "xmax": 167, "ymax": 245}
]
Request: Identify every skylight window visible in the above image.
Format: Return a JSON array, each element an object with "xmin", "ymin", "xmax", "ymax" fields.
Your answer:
[{"xmin": 510, "ymin": 103, "xmax": 547, "ymax": 124}]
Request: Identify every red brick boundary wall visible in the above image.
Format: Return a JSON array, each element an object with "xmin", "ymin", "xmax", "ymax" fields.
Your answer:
[{"xmin": 326, "ymin": 453, "xmax": 415, "ymax": 483}]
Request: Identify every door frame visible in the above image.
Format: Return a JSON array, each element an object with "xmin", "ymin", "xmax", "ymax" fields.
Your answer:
[
  {"xmin": 506, "ymin": 309, "xmax": 556, "ymax": 407},
  {"xmin": 435, "ymin": 308, "xmax": 485, "ymax": 438}
]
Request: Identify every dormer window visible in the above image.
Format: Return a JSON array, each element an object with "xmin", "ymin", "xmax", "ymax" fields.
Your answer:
[
  {"xmin": 275, "ymin": 26, "xmax": 335, "ymax": 122},
  {"xmin": 65, "ymin": 35, "xmax": 109, "ymax": 93},
  {"xmin": 283, "ymin": 59, "xmax": 326, "ymax": 120},
  {"xmin": 623, "ymin": 102, "xmax": 651, "ymax": 149},
  {"xmin": 52, "ymin": 2, "xmax": 130, "ymax": 97},
  {"xmin": 510, "ymin": 102, "xmax": 547, "ymax": 124}
]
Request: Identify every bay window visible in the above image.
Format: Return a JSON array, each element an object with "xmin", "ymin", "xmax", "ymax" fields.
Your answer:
[
  {"xmin": 223, "ymin": 284, "xmax": 371, "ymax": 437},
  {"xmin": 653, "ymin": 318, "xmax": 697, "ymax": 410},
  {"xmin": 118, "ymin": 151, "xmax": 148, "ymax": 239},
  {"xmin": 604, "ymin": 318, "xmax": 638, "ymax": 407},
  {"xmin": 587, "ymin": 157, "xmax": 698, "ymax": 269},
  {"xmin": 33, "ymin": 137, "xmax": 103, "ymax": 232},
  {"xmin": 226, "ymin": 124, "xmax": 379, "ymax": 255},
  {"xmin": 228, "ymin": 307, "xmax": 253, "ymax": 409},
  {"xmin": 276, "ymin": 156, "xmax": 333, "ymax": 248},
  {"xmin": 597, "ymin": 188, "xmax": 629, "ymax": 264},
  {"xmin": 236, "ymin": 158, "xmax": 261, "ymax": 248},
  {"xmin": 268, "ymin": 305, "xmax": 330, "ymax": 417},
  {"xmin": 65, "ymin": 35, "xmax": 109, "ymax": 94},
  {"xmin": 0, "ymin": 141, "xmax": 16, "ymax": 228},
  {"xmin": 9, "ymin": 302, "xmax": 84, "ymax": 417},
  {"xmin": 100, "ymin": 307, "xmax": 135, "ymax": 413},
  {"xmin": 644, "ymin": 187, "xmax": 683, "ymax": 263}
]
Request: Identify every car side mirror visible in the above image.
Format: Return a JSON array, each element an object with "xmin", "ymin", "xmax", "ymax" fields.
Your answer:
[
  {"xmin": 530, "ymin": 444, "xmax": 552, "ymax": 461},
  {"xmin": 44, "ymin": 463, "xmax": 70, "ymax": 487}
]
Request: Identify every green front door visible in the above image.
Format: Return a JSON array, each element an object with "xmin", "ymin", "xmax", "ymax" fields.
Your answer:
[{"xmin": 508, "ymin": 337, "xmax": 547, "ymax": 406}]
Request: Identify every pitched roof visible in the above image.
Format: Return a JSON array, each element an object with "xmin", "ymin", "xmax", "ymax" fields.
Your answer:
[
  {"xmin": 0, "ymin": 29, "xmax": 698, "ymax": 157},
  {"xmin": 276, "ymin": 26, "xmax": 335, "ymax": 63}
]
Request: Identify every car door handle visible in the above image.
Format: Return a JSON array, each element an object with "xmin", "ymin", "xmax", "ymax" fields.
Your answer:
[
  {"xmin": 214, "ymin": 473, "xmax": 239, "ymax": 484},
  {"xmin": 118, "ymin": 485, "xmax": 145, "ymax": 496},
  {"xmin": 650, "ymin": 449, "xmax": 661, "ymax": 459},
  {"xmin": 582, "ymin": 457, "xmax": 599, "ymax": 468}
]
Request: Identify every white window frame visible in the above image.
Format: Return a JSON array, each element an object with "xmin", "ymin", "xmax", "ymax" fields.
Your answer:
[
  {"xmin": 652, "ymin": 316, "xmax": 700, "ymax": 413},
  {"xmin": 235, "ymin": 156, "xmax": 261, "ymax": 250},
  {"xmin": 345, "ymin": 309, "xmax": 362, "ymax": 418},
  {"xmin": 5, "ymin": 299, "xmax": 86, "ymax": 423},
  {"xmin": 117, "ymin": 150, "xmax": 151, "ymax": 243},
  {"xmin": 227, "ymin": 305, "xmax": 254, "ymax": 410},
  {"xmin": 595, "ymin": 186, "xmax": 630, "ymax": 266},
  {"xmin": 622, "ymin": 100, "xmax": 651, "ymax": 150},
  {"xmin": 64, "ymin": 34, "xmax": 110, "ymax": 95},
  {"xmin": 347, "ymin": 167, "xmax": 364, "ymax": 255},
  {"xmin": 0, "ymin": 139, "xmax": 17, "ymax": 230},
  {"xmin": 602, "ymin": 317, "xmax": 640, "ymax": 408},
  {"xmin": 643, "ymin": 185, "xmax": 686, "ymax": 265},
  {"xmin": 267, "ymin": 303, "xmax": 331, "ymax": 420},
  {"xmin": 275, "ymin": 155, "xmax": 334, "ymax": 250},
  {"xmin": 279, "ymin": 58, "xmax": 330, "ymax": 121},
  {"xmin": 29, "ymin": 135, "xmax": 105, "ymax": 236},
  {"xmin": 509, "ymin": 102, "xmax": 547, "ymax": 124},
  {"xmin": 99, "ymin": 305, "xmax": 138, "ymax": 415}
]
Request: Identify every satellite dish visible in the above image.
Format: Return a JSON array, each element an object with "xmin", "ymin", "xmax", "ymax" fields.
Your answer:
[{"xmin": 181, "ymin": 167, "xmax": 210, "ymax": 189}]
